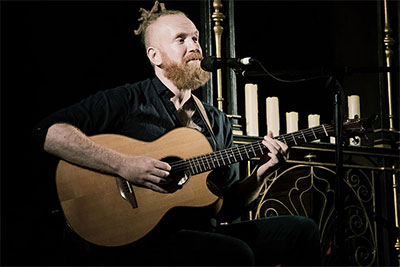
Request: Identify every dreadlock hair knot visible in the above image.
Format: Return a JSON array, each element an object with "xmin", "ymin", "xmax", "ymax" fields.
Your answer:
[{"xmin": 134, "ymin": 0, "xmax": 185, "ymax": 47}]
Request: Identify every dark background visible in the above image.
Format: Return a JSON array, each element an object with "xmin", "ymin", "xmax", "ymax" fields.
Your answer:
[
  {"xmin": 233, "ymin": 0, "xmax": 398, "ymax": 135},
  {"xmin": 2, "ymin": 0, "xmax": 399, "ymax": 265}
]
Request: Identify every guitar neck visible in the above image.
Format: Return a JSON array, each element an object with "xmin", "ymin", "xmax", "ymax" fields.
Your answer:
[{"xmin": 171, "ymin": 124, "xmax": 334, "ymax": 176}]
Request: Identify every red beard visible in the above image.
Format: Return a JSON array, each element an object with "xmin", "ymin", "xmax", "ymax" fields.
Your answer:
[{"xmin": 161, "ymin": 52, "xmax": 211, "ymax": 90}]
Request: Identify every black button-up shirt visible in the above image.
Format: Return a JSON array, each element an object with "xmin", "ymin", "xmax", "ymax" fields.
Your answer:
[{"xmin": 34, "ymin": 77, "xmax": 238, "ymax": 194}]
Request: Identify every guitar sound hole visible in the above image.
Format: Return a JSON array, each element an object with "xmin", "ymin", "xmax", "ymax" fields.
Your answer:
[{"xmin": 160, "ymin": 156, "xmax": 189, "ymax": 193}]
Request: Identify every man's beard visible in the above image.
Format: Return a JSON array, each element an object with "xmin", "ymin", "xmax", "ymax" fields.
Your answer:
[{"xmin": 161, "ymin": 52, "xmax": 211, "ymax": 91}]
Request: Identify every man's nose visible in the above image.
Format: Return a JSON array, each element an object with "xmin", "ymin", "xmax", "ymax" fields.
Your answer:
[{"xmin": 187, "ymin": 39, "xmax": 201, "ymax": 53}]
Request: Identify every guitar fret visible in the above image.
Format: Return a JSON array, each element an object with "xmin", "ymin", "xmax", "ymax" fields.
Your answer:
[
  {"xmin": 188, "ymin": 158, "xmax": 195, "ymax": 174},
  {"xmin": 251, "ymin": 145, "xmax": 257, "ymax": 157},
  {"xmin": 229, "ymin": 149, "xmax": 237, "ymax": 162},
  {"xmin": 301, "ymin": 130, "xmax": 307, "ymax": 142},
  {"xmin": 225, "ymin": 150, "xmax": 232, "ymax": 164},
  {"xmin": 220, "ymin": 151, "xmax": 226, "ymax": 166},
  {"xmin": 282, "ymin": 136, "xmax": 288, "ymax": 145},
  {"xmin": 197, "ymin": 158, "xmax": 202, "ymax": 173},
  {"xmin": 311, "ymin": 128, "xmax": 317, "ymax": 140},
  {"xmin": 231, "ymin": 149, "xmax": 237, "ymax": 162},
  {"xmin": 291, "ymin": 133, "xmax": 298, "ymax": 145},
  {"xmin": 194, "ymin": 158, "xmax": 200, "ymax": 173},
  {"xmin": 258, "ymin": 142, "xmax": 264, "ymax": 155},
  {"xmin": 244, "ymin": 147, "xmax": 250, "ymax": 159},
  {"xmin": 205, "ymin": 156, "xmax": 211, "ymax": 170},
  {"xmin": 198, "ymin": 157, "xmax": 206, "ymax": 172},
  {"xmin": 216, "ymin": 155, "xmax": 221, "ymax": 168},
  {"xmin": 322, "ymin": 124, "xmax": 329, "ymax": 137},
  {"xmin": 210, "ymin": 157, "xmax": 216, "ymax": 168},
  {"xmin": 200, "ymin": 156, "xmax": 207, "ymax": 171},
  {"xmin": 237, "ymin": 146, "xmax": 243, "ymax": 161}
]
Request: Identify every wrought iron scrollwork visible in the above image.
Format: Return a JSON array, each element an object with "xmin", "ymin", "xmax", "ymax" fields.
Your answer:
[{"xmin": 254, "ymin": 164, "xmax": 377, "ymax": 266}]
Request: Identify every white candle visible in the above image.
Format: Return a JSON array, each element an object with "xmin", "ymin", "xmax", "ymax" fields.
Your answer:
[
  {"xmin": 266, "ymin": 97, "xmax": 280, "ymax": 136},
  {"xmin": 308, "ymin": 114, "xmax": 320, "ymax": 128},
  {"xmin": 245, "ymin": 83, "xmax": 259, "ymax": 136},
  {"xmin": 286, "ymin": 112, "xmax": 298, "ymax": 134},
  {"xmin": 308, "ymin": 114, "xmax": 320, "ymax": 142},
  {"xmin": 348, "ymin": 95, "xmax": 360, "ymax": 119},
  {"xmin": 348, "ymin": 95, "xmax": 361, "ymax": 146}
]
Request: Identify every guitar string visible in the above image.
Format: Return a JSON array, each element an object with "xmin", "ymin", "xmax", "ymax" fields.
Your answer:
[
  {"xmin": 169, "ymin": 125, "xmax": 334, "ymax": 174},
  {"xmin": 169, "ymin": 125, "xmax": 334, "ymax": 173}
]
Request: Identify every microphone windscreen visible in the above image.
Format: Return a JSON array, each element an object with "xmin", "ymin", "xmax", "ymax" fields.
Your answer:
[{"xmin": 200, "ymin": 56, "xmax": 216, "ymax": 72}]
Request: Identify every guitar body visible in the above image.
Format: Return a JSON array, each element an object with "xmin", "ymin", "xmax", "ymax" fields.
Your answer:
[{"xmin": 56, "ymin": 127, "xmax": 219, "ymax": 247}]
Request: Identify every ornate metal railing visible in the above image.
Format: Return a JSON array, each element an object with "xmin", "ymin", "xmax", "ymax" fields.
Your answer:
[{"xmin": 233, "ymin": 137, "xmax": 399, "ymax": 266}]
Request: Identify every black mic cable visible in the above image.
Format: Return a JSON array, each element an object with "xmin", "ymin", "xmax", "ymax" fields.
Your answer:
[{"xmin": 248, "ymin": 58, "xmax": 331, "ymax": 84}]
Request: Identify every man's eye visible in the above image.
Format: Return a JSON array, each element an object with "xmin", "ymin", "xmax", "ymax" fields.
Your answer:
[
  {"xmin": 193, "ymin": 37, "xmax": 198, "ymax": 42},
  {"xmin": 178, "ymin": 38, "xmax": 185, "ymax": 43}
]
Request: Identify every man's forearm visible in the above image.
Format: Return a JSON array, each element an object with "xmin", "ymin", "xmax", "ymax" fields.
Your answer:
[
  {"xmin": 44, "ymin": 123, "xmax": 124, "ymax": 176},
  {"xmin": 43, "ymin": 123, "xmax": 171, "ymax": 193}
]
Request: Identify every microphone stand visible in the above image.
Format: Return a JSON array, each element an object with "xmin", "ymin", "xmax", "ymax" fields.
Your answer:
[
  {"xmin": 240, "ymin": 65, "xmax": 350, "ymax": 265},
  {"xmin": 331, "ymin": 76, "xmax": 345, "ymax": 265},
  {"xmin": 238, "ymin": 62, "xmax": 399, "ymax": 265}
]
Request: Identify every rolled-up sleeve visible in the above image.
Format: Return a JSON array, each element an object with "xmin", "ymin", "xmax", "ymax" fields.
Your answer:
[{"xmin": 32, "ymin": 85, "xmax": 133, "ymax": 152}]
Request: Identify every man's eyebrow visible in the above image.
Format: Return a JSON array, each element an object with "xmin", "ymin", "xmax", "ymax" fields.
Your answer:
[
  {"xmin": 174, "ymin": 32, "xmax": 188, "ymax": 39},
  {"xmin": 174, "ymin": 31, "xmax": 199, "ymax": 39}
]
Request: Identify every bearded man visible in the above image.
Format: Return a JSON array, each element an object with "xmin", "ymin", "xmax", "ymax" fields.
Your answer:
[{"xmin": 33, "ymin": 2, "xmax": 322, "ymax": 265}]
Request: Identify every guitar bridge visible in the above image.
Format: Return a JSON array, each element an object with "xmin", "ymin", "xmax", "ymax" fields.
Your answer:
[{"xmin": 116, "ymin": 178, "xmax": 138, "ymax": 209}]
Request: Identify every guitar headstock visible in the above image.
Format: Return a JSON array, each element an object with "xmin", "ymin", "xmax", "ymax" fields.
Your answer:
[{"xmin": 342, "ymin": 115, "xmax": 377, "ymax": 138}]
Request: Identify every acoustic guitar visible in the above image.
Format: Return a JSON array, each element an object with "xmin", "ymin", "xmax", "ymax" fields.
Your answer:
[{"xmin": 56, "ymin": 117, "xmax": 372, "ymax": 246}]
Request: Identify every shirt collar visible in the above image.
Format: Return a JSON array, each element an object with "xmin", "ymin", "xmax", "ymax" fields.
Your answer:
[
  {"xmin": 152, "ymin": 76, "xmax": 197, "ymax": 104},
  {"xmin": 152, "ymin": 76, "xmax": 207, "ymax": 136},
  {"xmin": 152, "ymin": 76, "xmax": 175, "ymax": 99}
]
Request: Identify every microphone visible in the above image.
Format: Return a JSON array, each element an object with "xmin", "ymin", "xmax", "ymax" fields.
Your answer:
[{"xmin": 201, "ymin": 56, "xmax": 254, "ymax": 71}]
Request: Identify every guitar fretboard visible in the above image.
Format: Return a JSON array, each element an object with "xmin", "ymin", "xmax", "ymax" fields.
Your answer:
[{"xmin": 170, "ymin": 124, "xmax": 334, "ymax": 175}]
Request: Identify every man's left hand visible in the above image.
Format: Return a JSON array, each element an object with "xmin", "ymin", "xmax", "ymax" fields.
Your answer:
[{"xmin": 256, "ymin": 131, "xmax": 289, "ymax": 179}]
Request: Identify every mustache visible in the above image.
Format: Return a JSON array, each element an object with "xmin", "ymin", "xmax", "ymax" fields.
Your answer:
[{"xmin": 184, "ymin": 53, "xmax": 203, "ymax": 63}]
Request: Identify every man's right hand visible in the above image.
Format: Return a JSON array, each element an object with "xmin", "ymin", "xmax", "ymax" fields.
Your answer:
[{"xmin": 118, "ymin": 155, "xmax": 172, "ymax": 193}]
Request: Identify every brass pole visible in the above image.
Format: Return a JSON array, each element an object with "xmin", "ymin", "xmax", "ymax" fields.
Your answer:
[
  {"xmin": 392, "ymin": 165, "xmax": 400, "ymax": 265},
  {"xmin": 383, "ymin": 2, "xmax": 399, "ymax": 261},
  {"xmin": 212, "ymin": 0, "xmax": 225, "ymax": 111},
  {"xmin": 383, "ymin": 0, "xmax": 396, "ymax": 131}
]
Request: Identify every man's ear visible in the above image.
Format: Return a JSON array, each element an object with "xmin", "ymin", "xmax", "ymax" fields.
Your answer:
[{"xmin": 147, "ymin": 46, "xmax": 162, "ymax": 66}]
